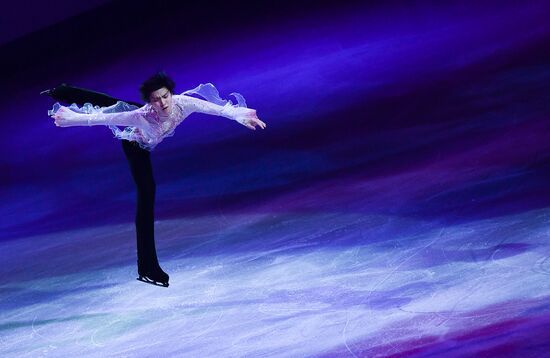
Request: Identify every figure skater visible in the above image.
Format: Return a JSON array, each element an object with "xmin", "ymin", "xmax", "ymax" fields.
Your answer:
[{"xmin": 46, "ymin": 72, "xmax": 266, "ymax": 287}]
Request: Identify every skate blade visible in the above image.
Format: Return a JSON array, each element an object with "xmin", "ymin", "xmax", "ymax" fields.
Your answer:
[{"xmin": 137, "ymin": 276, "xmax": 169, "ymax": 288}]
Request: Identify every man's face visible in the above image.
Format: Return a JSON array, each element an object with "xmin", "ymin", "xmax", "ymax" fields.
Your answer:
[{"xmin": 149, "ymin": 87, "xmax": 173, "ymax": 115}]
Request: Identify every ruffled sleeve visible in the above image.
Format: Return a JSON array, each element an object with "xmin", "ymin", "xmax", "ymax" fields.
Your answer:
[
  {"xmin": 174, "ymin": 83, "xmax": 254, "ymax": 126},
  {"xmin": 49, "ymin": 101, "xmax": 147, "ymax": 128}
]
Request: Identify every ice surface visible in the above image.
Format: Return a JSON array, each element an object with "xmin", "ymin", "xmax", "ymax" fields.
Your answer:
[{"xmin": 1, "ymin": 200, "xmax": 550, "ymax": 357}]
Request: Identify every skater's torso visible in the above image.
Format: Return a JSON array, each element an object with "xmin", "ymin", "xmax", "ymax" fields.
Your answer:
[{"xmin": 114, "ymin": 95, "xmax": 192, "ymax": 151}]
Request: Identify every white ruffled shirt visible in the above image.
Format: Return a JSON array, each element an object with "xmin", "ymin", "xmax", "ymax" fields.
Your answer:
[{"xmin": 50, "ymin": 83, "xmax": 253, "ymax": 150}]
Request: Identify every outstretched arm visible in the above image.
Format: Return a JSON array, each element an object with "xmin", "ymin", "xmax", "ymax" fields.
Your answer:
[
  {"xmin": 177, "ymin": 95, "xmax": 266, "ymax": 130},
  {"xmin": 51, "ymin": 105, "xmax": 146, "ymax": 128}
]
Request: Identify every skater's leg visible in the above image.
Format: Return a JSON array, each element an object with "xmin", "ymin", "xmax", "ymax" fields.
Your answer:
[
  {"xmin": 41, "ymin": 83, "xmax": 142, "ymax": 107},
  {"xmin": 42, "ymin": 84, "xmax": 164, "ymax": 285},
  {"xmin": 121, "ymin": 140, "xmax": 169, "ymax": 285}
]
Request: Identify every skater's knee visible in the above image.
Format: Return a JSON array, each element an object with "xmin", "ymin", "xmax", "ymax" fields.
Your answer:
[
  {"xmin": 136, "ymin": 178, "xmax": 156, "ymax": 201},
  {"xmin": 136, "ymin": 176, "xmax": 156, "ymax": 190}
]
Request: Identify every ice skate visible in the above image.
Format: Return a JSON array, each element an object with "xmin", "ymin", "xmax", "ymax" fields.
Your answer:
[
  {"xmin": 136, "ymin": 275, "xmax": 169, "ymax": 287},
  {"xmin": 137, "ymin": 264, "xmax": 169, "ymax": 287}
]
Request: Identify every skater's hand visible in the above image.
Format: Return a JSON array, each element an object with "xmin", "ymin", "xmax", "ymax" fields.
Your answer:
[
  {"xmin": 241, "ymin": 109, "xmax": 266, "ymax": 130},
  {"xmin": 51, "ymin": 106, "xmax": 81, "ymax": 127}
]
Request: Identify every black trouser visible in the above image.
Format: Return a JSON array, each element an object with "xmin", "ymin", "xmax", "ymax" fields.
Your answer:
[
  {"xmin": 121, "ymin": 139, "xmax": 160, "ymax": 272},
  {"xmin": 43, "ymin": 84, "xmax": 159, "ymax": 271}
]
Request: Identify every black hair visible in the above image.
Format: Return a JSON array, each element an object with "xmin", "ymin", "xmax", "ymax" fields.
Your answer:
[{"xmin": 139, "ymin": 71, "xmax": 176, "ymax": 102}]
